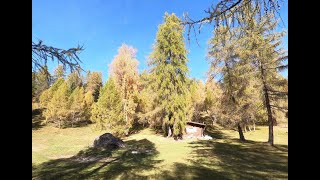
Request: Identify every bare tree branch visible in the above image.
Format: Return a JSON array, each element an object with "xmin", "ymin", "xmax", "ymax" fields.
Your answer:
[
  {"xmin": 270, "ymin": 104, "xmax": 287, "ymax": 111},
  {"xmin": 182, "ymin": 0, "xmax": 284, "ymax": 44},
  {"xmin": 266, "ymin": 88, "xmax": 288, "ymax": 96},
  {"xmin": 32, "ymin": 40, "xmax": 85, "ymax": 75}
]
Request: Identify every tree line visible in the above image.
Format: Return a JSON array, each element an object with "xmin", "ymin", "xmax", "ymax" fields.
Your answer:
[{"xmin": 32, "ymin": 9, "xmax": 287, "ymax": 145}]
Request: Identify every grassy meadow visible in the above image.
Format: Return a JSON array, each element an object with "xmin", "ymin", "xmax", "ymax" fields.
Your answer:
[{"xmin": 32, "ymin": 123, "xmax": 288, "ymax": 179}]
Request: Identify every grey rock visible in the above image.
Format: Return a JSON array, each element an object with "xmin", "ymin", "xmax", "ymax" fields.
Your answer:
[{"xmin": 93, "ymin": 133, "xmax": 126, "ymax": 149}]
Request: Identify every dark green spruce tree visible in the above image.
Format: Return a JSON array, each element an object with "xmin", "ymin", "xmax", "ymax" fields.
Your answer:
[{"xmin": 148, "ymin": 12, "xmax": 189, "ymax": 138}]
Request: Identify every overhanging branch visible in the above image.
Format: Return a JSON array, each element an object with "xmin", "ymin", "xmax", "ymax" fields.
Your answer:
[
  {"xmin": 182, "ymin": 0, "xmax": 284, "ymax": 44},
  {"xmin": 270, "ymin": 104, "xmax": 288, "ymax": 111},
  {"xmin": 32, "ymin": 40, "xmax": 85, "ymax": 75}
]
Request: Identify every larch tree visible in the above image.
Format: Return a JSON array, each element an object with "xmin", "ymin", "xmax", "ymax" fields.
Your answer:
[
  {"xmin": 43, "ymin": 80, "xmax": 70, "ymax": 128},
  {"xmin": 148, "ymin": 13, "xmax": 190, "ymax": 138},
  {"xmin": 204, "ymin": 77, "xmax": 223, "ymax": 125},
  {"xmin": 188, "ymin": 79, "xmax": 206, "ymax": 123},
  {"xmin": 239, "ymin": 13, "xmax": 287, "ymax": 145},
  {"xmin": 207, "ymin": 25, "xmax": 250, "ymax": 141},
  {"xmin": 83, "ymin": 71, "xmax": 103, "ymax": 120},
  {"xmin": 84, "ymin": 90, "xmax": 95, "ymax": 121},
  {"xmin": 91, "ymin": 78, "xmax": 125, "ymax": 136},
  {"xmin": 39, "ymin": 77, "xmax": 65, "ymax": 109},
  {"xmin": 240, "ymin": 78, "xmax": 264, "ymax": 132},
  {"xmin": 66, "ymin": 71, "xmax": 83, "ymax": 93},
  {"xmin": 85, "ymin": 71, "xmax": 103, "ymax": 102},
  {"xmin": 109, "ymin": 44, "xmax": 140, "ymax": 135},
  {"xmin": 135, "ymin": 70, "xmax": 158, "ymax": 127},
  {"xmin": 270, "ymin": 75, "xmax": 287, "ymax": 125},
  {"xmin": 32, "ymin": 67, "xmax": 51, "ymax": 101},
  {"xmin": 54, "ymin": 65, "xmax": 66, "ymax": 80},
  {"xmin": 68, "ymin": 86, "xmax": 86, "ymax": 127}
]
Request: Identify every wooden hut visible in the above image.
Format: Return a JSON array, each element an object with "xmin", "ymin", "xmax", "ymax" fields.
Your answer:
[{"xmin": 184, "ymin": 121, "xmax": 206, "ymax": 138}]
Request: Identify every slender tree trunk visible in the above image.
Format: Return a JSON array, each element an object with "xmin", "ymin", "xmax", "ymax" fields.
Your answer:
[
  {"xmin": 206, "ymin": 110, "xmax": 216, "ymax": 126},
  {"xmin": 125, "ymin": 113, "xmax": 129, "ymax": 136},
  {"xmin": 260, "ymin": 62, "xmax": 274, "ymax": 146},
  {"xmin": 167, "ymin": 125, "xmax": 172, "ymax": 137},
  {"xmin": 237, "ymin": 122, "xmax": 246, "ymax": 141},
  {"xmin": 212, "ymin": 115, "xmax": 217, "ymax": 125},
  {"xmin": 265, "ymin": 88, "xmax": 274, "ymax": 146},
  {"xmin": 72, "ymin": 114, "xmax": 74, "ymax": 128},
  {"xmin": 124, "ymin": 99, "xmax": 129, "ymax": 136},
  {"xmin": 253, "ymin": 119, "xmax": 256, "ymax": 131},
  {"xmin": 202, "ymin": 126, "xmax": 205, "ymax": 137}
]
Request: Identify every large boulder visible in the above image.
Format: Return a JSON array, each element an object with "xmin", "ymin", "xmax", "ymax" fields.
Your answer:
[{"xmin": 93, "ymin": 133, "xmax": 126, "ymax": 149}]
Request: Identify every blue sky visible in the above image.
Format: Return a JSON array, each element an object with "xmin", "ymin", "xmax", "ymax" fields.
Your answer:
[{"xmin": 32, "ymin": 0, "xmax": 287, "ymax": 82}]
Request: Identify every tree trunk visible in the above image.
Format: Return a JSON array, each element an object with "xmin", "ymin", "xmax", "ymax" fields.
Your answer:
[
  {"xmin": 212, "ymin": 115, "xmax": 217, "ymax": 125},
  {"xmin": 72, "ymin": 114, "xmax": 74, "ymax": 128},
  {"xmin": 262, "ymin": 83, "xmax": 274, "ymax": 145},
  {"xmin": 253, "ymin": 120, "xmax": 256, "ymax": 131},
  {"xmin": 244, "ymin": 124, "xmax": 247, "ymax": 133},
  {"xmin": 124, "ymin": 100, "xmax": 129, "ymax": 136},
  {"xmin": 260, "ymin": 62, "xmax": 274, "ymax": 146},
  {"xmin": 212, "ymin": 116, "xmax": 215, "ymax": 126},
  {"xmin": 167, "ymin": 125, "xmax": 172, "ymax": 137},
  {"xmin": 237, "ymin": 122, "xmax": 246, "ymax": 141},
  {"xmin": 266, "ymin": 93, "xmax": 274, "ymax": 146}
]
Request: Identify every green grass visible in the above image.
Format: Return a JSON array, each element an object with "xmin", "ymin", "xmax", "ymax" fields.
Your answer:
[{"xmin": 32, "ymin": 124, "xmax": 288, "ymax": 179}]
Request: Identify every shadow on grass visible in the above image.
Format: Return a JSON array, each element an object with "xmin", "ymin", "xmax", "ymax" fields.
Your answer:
[
  {"xmin": 160, "ymin": 126, "xmax": 288, "ymax": 180},
  {"xmin": 158, "ymin": 162, "xmax": 228, "ymax": 180},
  {"xmin": 188, "ymin": 141, "xmax": 287, "ymax": 179},
  {"xmin": 204, "ymin": 125, "xmax": 231, "ymax": 139},
  {"xmin": 32, "ymin": 139, "xmax": 163, "ymax": 179},
  {"xmin": 273, "ymin": 144, "xmax": 288, "ymax": 153},
  {"xmin": 33, "ymin": 126, "xmax": 288, "ymax": 179},
  {"xmin": 174, "ymin": 125, "xmax": 288, "ymax": 180}
]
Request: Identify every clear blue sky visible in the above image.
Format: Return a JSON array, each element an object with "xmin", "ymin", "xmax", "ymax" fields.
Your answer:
[{"xmin": 32, "ymin": 0, "xmax": 287, "ymax": 82}]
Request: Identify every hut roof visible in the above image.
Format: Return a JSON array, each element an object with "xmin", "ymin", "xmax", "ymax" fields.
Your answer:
[{"xmin": 186, "ymin": 121, "xmax": 206, "ymax": 128}]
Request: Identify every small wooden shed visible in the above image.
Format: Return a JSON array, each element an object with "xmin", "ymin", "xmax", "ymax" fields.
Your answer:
[{"xmin": 184, "ymin": 121, "xmax": 206, "ymax": 138}]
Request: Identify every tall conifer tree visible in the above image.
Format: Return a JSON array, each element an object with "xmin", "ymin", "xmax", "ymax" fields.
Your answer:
[
  {"xmin": 109, "ymin": 44, "xmax": 139, "ymax": 135},
  {"xmin": 91, "ymin": 78, "xmax": 125, "ymax": 136},
  {"xmin": 239, "ymin": 13, "xmax": 287, "ymax": 145},
  {"xmin": 148, "ymin": 13, "xmax": 189, "ymax": 138}
]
